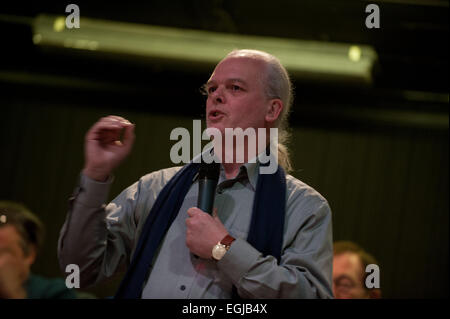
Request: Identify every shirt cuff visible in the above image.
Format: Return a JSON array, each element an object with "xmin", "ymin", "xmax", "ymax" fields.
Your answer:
[
  {"xmin": 216, "ymin": 238, "xmax": 261, "ymax": 285},
  {"xmin": 76, "ymin": 173, "xmax": 114, "ymax": 207}
]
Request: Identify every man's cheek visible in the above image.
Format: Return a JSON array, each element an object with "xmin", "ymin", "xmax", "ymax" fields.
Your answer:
[{"xmin": 19, "ymin": 263, "xmax": 29, "ymax": 282}]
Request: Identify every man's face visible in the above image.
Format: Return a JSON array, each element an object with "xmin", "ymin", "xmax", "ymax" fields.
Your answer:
[
  {"xmin": 0, "ymin": 225, "xmax": 35, "ymax": 288},
  {"xmin": 333, "ymin": 252, "xmax": 369, "ymax": 299},
  {"xmin": 205, "ymin": 56, "xmax": 270, "ymax": 134}
]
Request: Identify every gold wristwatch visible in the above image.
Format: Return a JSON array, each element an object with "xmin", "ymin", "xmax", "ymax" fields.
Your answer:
[{"xmin": 212, "ymin": 234, "xmax": 235, "ymax": 261}]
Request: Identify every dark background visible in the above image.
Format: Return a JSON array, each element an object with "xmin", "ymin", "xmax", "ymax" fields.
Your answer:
[{"xmin": 0, "ymin": 0, "xmax": 448, "ymax": 298}]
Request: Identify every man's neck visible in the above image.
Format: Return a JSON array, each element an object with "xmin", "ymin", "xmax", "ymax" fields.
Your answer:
[
  {"xmin": 222, "ymin": 162, "xmax": 242, "ymax": 180},
  {"xmin": 211, "ymin": 130, "xmax": 270, "ymax": 179}
]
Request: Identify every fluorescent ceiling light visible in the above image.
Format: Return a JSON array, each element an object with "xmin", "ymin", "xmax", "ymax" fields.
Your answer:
[{"xmin": 32, "ymin": 14, "xmax": 378, "ymax": 85}]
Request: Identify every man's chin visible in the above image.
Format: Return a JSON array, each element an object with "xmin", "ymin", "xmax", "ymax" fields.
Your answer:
[{"xmin": 206, "ymin": 123, "xmax": 226, "ymax": 135}]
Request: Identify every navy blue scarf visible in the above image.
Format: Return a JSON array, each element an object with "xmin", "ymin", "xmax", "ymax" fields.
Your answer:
[{"xmin": 115, "ymin": 161, "xmax": 286, "ymax": 298}]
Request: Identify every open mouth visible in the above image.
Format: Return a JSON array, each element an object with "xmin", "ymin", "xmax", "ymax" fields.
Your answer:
[{"xmin": 208, "ymin": 110, "xmax": 224, "ymax": 120}]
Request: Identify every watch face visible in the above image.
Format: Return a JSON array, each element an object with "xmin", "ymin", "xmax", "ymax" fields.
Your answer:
[{"xmin": 212, "ymin": 244, "xmax": 227, "ymax": 260}]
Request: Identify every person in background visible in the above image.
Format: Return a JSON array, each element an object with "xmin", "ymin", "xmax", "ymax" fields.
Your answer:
[
  {"xmin": 333, "ymin": 240, "xmax": 381, "ymax": 299},
  {"xmin": 0, "ymin": 200, "xmax": 79, "ymax": 299}
]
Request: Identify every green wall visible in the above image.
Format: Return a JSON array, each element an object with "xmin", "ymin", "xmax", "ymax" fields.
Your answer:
[{"xmin": 1, "ymin": 98, "xmax": 447, "ymax": 298}]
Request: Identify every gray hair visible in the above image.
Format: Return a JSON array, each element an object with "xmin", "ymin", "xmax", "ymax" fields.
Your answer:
[{"xmin": 225, "ymin": 49, "xmax": 294, "ymax": 172}]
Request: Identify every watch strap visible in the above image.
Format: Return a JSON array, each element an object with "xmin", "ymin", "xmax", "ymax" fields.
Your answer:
[{"xmin": 220, "ymin": 234, "xmax": 235, "ymax": 247}]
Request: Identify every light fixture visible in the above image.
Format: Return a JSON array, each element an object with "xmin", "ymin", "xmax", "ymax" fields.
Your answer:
[{"xmin": 32, "ymin": 14, "xmax": 378, "ymax": 85}]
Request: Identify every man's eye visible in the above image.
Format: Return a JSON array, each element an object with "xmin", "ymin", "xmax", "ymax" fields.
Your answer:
[
  {"xmin": 231, "ymin": 85, "xmax": 241, "ymax": 91},
  {"xmin": 208, "ymin": 87, "xmax": 216, "ymax": 94}
]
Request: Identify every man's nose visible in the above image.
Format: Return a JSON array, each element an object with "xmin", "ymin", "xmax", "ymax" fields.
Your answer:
[{"xmin": 211, "ymin": 86, "xmax": 225, "ymax": 104}]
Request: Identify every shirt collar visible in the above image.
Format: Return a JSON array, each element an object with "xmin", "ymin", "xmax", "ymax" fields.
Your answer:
[
  {"xmin": 240, "ymin": 161, "xmax": 258, "ymax": 190},
  {"xmin": 192, "ymin": 145, "xmax": 276, "ymax": 190}
]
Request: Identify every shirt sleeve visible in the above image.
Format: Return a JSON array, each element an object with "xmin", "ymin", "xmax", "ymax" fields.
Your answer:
[
  {"xmin": 57, "ymin": 173, "xmax": 142, "ymax": 288},
  {"xmin": 216, "ymin": 186, "xmax": 333, "ymax": 299}
]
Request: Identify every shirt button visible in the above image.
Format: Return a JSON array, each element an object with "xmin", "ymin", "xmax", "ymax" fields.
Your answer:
[{"xmin": 180, "ymin": 285, "xmax": 186, "ymax": 291}]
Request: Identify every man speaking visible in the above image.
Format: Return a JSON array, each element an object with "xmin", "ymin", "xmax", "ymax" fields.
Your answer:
[{"xmin": 58, "ymin": 49, "xmax": 333, "ymax": 298}]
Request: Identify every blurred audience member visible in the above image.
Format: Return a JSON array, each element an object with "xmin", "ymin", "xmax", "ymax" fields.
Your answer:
[
  {"xmin": 333, "ymin": 240, "xmax": 381, "ymax": 299},
  {"xmin": 0, "ymin": 200, "xmax": 78, "ymax": 299}
]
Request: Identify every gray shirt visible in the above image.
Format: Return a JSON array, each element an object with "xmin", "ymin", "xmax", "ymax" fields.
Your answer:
[{"xmin": 58, "ymin": 161, "xmax": 333, "ymax": 298}]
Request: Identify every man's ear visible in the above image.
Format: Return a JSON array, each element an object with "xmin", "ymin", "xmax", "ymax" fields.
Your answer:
[
  {"xmin": 265, "ymin": 99, "xmax": 283, "ymax": 124},
  {"xmin": 24, "ymin": 245, "xmax": 37, "ymax": 268}
]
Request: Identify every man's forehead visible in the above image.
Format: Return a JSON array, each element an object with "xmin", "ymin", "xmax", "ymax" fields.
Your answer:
[
  {"xmin": 206, "ymin": 77, "xmax": 247, "ymax": 86},
  {"xmin": 0, "ymin": 224, "xmax": 22, "ymax": 244},
  {"xmin": 334, "ymin": 253, "xmax": 365, "ymax": 275},
  {"xmin": 208, "ymin": 57, "xmax": 266, "ymax": 84}
]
